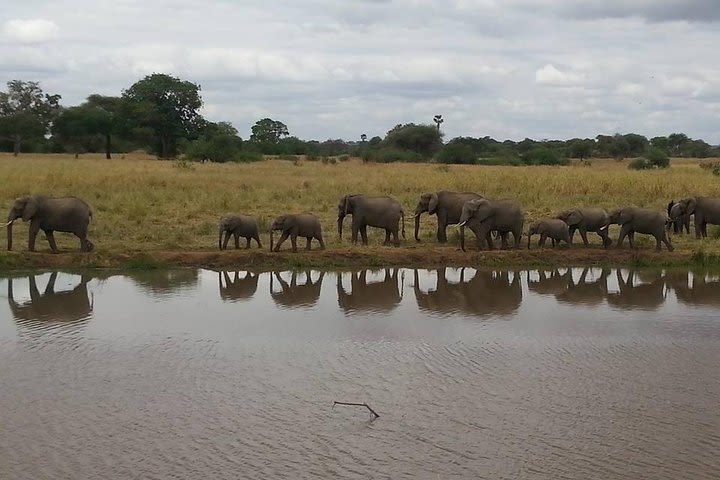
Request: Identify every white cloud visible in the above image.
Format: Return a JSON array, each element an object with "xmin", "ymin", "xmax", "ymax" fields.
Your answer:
[
  {"xmin": 535, "ymin": 64, "xmax": 584, "ymax": 86},
  {"xmin": 3, "ymin": 19, "xmax": 59, "ymax": 44}
]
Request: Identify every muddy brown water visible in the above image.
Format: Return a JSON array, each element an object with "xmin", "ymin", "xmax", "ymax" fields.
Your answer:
[{"xmin": 0, "ymin": 267, "xmax": 719, "ymax": 479}]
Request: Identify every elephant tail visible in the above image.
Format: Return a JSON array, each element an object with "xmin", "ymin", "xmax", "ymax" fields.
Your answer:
[{"xmin": 401, "ymin": 210, "xmax": 406, "ymax": 239}]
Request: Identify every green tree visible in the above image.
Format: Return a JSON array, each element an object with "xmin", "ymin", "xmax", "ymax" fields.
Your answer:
[
  {"xmin": 622, "ymin": 133, "xmax": 648, "ymax": 157},
  {"xmin": 667, "ymin": 133, "xmax": 689, "ymax": 156},
  {"xmin": 568, "ymin": 138, "xmax": 594, "ymax": 160},
  {"xmin": 436, "ymin": 140, "xmax": 476, "ymax": 164},
  {"xmin": 0, "ymin": 80, "xmax": 61, "ymax": 156},
  {"xmin": 250, "ymin": 118, "xmax": 289, "ymax": 144},
  {"xmin": 383, "ymin": 123, "xmax": 443, "ymax": 157},
  {"xmin": 121, "ymin": 73, "xmax": 203, "ymax": 158}
]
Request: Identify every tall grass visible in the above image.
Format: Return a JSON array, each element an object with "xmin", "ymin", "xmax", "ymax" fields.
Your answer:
[{"xmin": 1, "ymin": 153, "xmax": 719, "ymax": 254}]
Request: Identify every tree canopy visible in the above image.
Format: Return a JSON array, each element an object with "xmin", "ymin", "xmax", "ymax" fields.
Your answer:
[{"xmin": 0, "ymin": 80, "xmax": 61, "ymax": 155}]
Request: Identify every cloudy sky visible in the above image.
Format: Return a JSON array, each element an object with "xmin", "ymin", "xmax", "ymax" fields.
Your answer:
[{"xmin": 2, "ymin": 0, "xmax": 720, "ymax": 142}]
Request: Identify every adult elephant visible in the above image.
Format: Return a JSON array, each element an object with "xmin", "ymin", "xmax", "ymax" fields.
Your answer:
[
  {"xmin": 457, "ymin": 198, "xmax": 523, "ymax": 251},
  {"xmin": 8, "ymin": 272, "xmax": 93, "ymax": 323},
  {"xmin": 666, "ymin": 200, "xmax": 690, "ymax": 235},
  {"xmin": 608, "ymin": 207, "xmax": 673, "ymax": 251},
  {"xmin": 5, "ymin": 195, "xmax": 94, "ymax": 252},
  {"xmin": 412, "ymin": 191, "xmax": 482, "ymax": 242},
  {"xmin": 555, "ymin": 208, "xmax": 612, "ymax": 247},
  {"xmin": 218, "ymin": 271, "xmax": 258, "ymax": 302},
  {"xmin": 672, "ymin": 197, "xmax": 720, "ymax": 239},
  {"xmin": 337, "ymin": 194, "xmax": 405, "ymax": 246},
  {"xmin": 337, "ymin": 268, "xmax": 403, "ymax": 313}
]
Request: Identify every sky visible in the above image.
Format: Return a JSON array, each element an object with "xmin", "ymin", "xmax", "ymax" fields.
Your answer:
[{"xmin": 2, "ymin": 0, "xmax": 720, "ymax": 143}]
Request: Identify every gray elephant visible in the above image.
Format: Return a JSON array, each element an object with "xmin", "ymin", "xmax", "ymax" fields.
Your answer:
[
  {"xmin": 555, "ymin": 267, "xmax": 609, "ymax": 306},
  {"xmin": 672, "ymin": 197, "xmax": 720, "ymax": 239},
  {"xmin": 527, "ymin": 269, "xmax": 571, "ymax": 297},
  {"xmin": 269, "ymin": 213, "xmax": 325, "ymax": 252},
  {"xmin": 270, "ymin": 270, "xmax": 325, "ymax": 308},
  {"xmin": 337, "ymin": 194, "xmax": 405, "ymax": 246},
  {"xmin": 458, "ymin": 198, "xmax": 523, "ymax": 251},
  {"xmin": 337, "ymin": 268, "xmax": 404, "ymax": 313},
  {"xmin": 666, "ymin": 200, "xmax": 690, "ymax": 235},
  {"xmin": 526, "ymin": 218, "xmax": 571, "ymax": 249},
  {"xmin": 218, "ymin": 215, "xmax": 262, "ymax": 250},
  {"xmin": 218, "ymin": 271, "xmax": 258, "ymax": 302},
  {"xmin": 8, "ymin": 272, "xmax": 93, "ymax": 323},
  {"xmin": 607, "ymin": 269, "xmax": 666, "ymax": 311},
  {"xmin": 412, "ymin": 191, "xmax": 482, "ymax": 242},
  {"xmin": 608, "ymin": 207, "xmax": 673, "ymax": 251},
  {"xmin": 5, "ymin": 195, "xmax": 93, "ymax": 253},
  {"xmin": 555, "ymin": 208, "xmax": 612, "ymax": 247}
]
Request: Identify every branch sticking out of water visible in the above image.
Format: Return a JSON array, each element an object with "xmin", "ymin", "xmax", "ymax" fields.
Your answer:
[{"xmin": 333, "ymin": 401, "xmax": 380, "ymax": 419}]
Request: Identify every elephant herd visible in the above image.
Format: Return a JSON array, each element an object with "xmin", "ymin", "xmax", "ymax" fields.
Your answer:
[{"xmin": 5, "ymin": 192, "xmax": 720, "ymax": 253}]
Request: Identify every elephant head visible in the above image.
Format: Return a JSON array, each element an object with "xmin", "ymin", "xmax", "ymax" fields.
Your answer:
[
  {"xmin": 526, "ymin": 222, "xmax": 539, "ymax": 249},
  {"xmin": 678, "ymin": 197, "xmax": 697, "ymax": 216},
  {"xmin": 413, "ymin": 193, "xmax": 438, "ymax": 241},
  {"xmin": 5, "ymin": 196, "xmax": 40, "ymax": 251},
  {"xmin": 608, "ymin": 207, "xmax": 632, "ymax": 225},
  {"xmin": 556, "ymin": 208, "xmax": 583, "ymax": 226},
  {"xmin": 337, "ymin": 194, "xmax": 360, "ymax": 239},
  {"xmin": 458, "ymin": 199, "xmax": 492, "ymax": 251},
  {"xmin": 269, "ymin": 215, "xmax": 289, "ymax": 251}
]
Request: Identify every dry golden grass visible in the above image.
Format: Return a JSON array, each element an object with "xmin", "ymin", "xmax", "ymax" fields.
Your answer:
[{"xmin": 1, "ymin": 152, "xmax": 719, "ymax": 268}]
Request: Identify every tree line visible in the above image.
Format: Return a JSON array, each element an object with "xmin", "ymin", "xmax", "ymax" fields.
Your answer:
[{"xmin": 0, "ymin": 75, "xmax": 717, "ymax": 166}]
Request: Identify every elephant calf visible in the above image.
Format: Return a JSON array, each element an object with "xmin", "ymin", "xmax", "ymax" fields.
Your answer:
[
  {"xmin": 5, "ymin": 195, "xmax": 94, "ymax": 253},
  {"xmin": 527, "ymin": 219, "xmax": 571, "ymax": 249},
  {"xmin": 218, "ymin": 215, "xmax": 262, "ymax": 250},
  {"xmin": 666, "ymin": 200, "xmax": 690, "ymax": 235},
  {"xmin": 608, "ymin": 207, "xmax": 673, "ymax": 251},
  {"xmin": 269, "ymin": 213, "xmax": 325, "ymax": 252},
  {"xmin": 555, "ymin": 207, "xmax": 612, "ymax": 248}
]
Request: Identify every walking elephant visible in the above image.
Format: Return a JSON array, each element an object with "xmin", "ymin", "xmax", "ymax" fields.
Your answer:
[
  {"xmin": 218, "ymin": 271, "xmax": 258, "ymax": 302},
  {"xmin": 269, "ymin": 214, "xmax": 324, "ymax": 252},
  {"xmin": 7, "ymin": 272, "xmax": 93, "ymax": 323},
  {"xmin": 218, "ymin": 215, "xmax": 262, "ymax": 250},
  {"xmin": 270, "ymin": 271, "xmax": 325, "ymax": 309},
  {"xmin": 337, "ymin": 268, "xmax": 404, "ymax": 313},
  {"xmin": 666, "ymin": 200, "xmax": 690, "ymax": 235},
  {"xmin": 555, "ymin": 208, "xmax": 612, "ymax": 247},
  {"xmin": 337, "ymin": 194, "xmax": 405, "ymax": 246},
  {"xmin": 458, "ymin": 199, "xmax": 523, "ymax": 251},
  {"xmin": 608, "ymin": 207, "xmax": 673, "ymax": 251},
  {"xmin": 671, "ymin": 197, "xmax": 720, "ymax": 239},
  {"xmin": 413, "ymin": 191, "xmax": 482, "ymax": 242},
  {"xmin": 526, "ymin": 218, "xmax": 570, "ymax": 248},
  {"xmin": 5, "ymin": 195, "xmax": 94, "ymax": 253}
]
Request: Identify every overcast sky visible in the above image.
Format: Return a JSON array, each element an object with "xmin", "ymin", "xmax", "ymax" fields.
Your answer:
[{"xmin": 2, "ymin": 0, "xmax": 720, "ymax": 142}]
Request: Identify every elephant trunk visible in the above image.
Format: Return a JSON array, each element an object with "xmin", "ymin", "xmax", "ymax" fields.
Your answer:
[
  {"xmin": 414, "ymin": 213, "xmax": 421, "ymax": 241},
  {"xmin": 527, "ymin": 233, "xmax": 531, "ymax": 249},
  {"xmin": 6, "ymin": 214, "xmax": 14, "ymax": 251},
  {"xmin": 337, "ymin": 215, "xmax": 344, "ymax": 239},
  {"xmin": 269, "ymin": 229, "xmax": 274, "ymax": 252},
  {"xmin": 218, "ymin": 226, "xmax": 223, "ymax": 250},
  {"xmin": 460, "ymin": 225, "xmax": 466, "ymax": 252}
]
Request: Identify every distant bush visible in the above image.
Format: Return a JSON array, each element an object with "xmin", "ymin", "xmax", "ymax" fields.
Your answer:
[
  {"xmin": 321, "ymin": 156, "xmax": 337, "ymax": 165},
  {"xmin": 277, "ymin": 154, "xmax": 297, "ymax": 161},
  {"xmin": 628, "ymin": 148, "xmax": 670, "ymax": 170},
  {"xmin": 476, "ymin": 154, "xmax": 523, "ymax": 166},
  {"xmin": 338, "ymin": 154, "xmax": 350, "ymax": 162},
  {"xmin": 700, "ymin": 161, "xmax": 720, "ymax": 176},
  {"xmin": 235, "ymin": 149, "xmax": 263, "ymax": 162},
  {"xmin": 306, "ymin": 153, "xmax": 319, "ymax": 161},
  {"xmin": 362, "ymin": 147, "xmax": 423, "ymax": 163},
  {"xmin": 436, "ymin": 142, "xmax": 477, "ymax": 164},
  {"xmin": 522, "ymin": 147, "xmax": 568, "ymax": 166}
]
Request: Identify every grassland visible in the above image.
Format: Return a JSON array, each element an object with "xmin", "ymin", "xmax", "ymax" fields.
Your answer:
[{"xmin": 1, "ymin": 152, "xmax": 720, "ymax": 270}]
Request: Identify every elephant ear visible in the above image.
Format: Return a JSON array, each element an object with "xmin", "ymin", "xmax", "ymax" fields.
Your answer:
[
  {"xmin": 428, "ymin": 193, "xmax": 439, "ymax": 215},
  {"xmin": 618, "ymin": 208, "xmax": 633, "ymax": 224},
  {"xmin": 342, "ymin": 195, "xmax": 353, "ymax": 216},
  {"xmin": 566, "ymin": 209, "xmax": 583, "ymax": 225},
  {"xmin": 684, "ymin": 197, "xmax": 697, "ymax": 215},
  {"xmin": 21, "ymin": 197, "xmax": 38, "ymax": 222},
  {"xmin": 472, "ymin": 200, "xmax": 493, "ymax": 223},
  {"xmin": 667, "ymin": 200, "xmax": 675, "ymax": 215}
]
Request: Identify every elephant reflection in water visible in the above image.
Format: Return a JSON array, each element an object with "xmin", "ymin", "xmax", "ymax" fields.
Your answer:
[
  {"xmin": 7, "ymin": 272, "xmax": 93, "ymax": 330},
  {"xmin": 555, "ymin": 267, "xmax": 610, "ymax": 306},
  {"xmin": 128, "ymin": 269, "xmax": 199, "ymax": 296},
  {"xmin": 527, "ymin": 269, "xmax": 571, "ymax": 297},
  {"xmin": 218, "ymin": 271, "xmax": 258, "ymax": 302},
  {"xmin": 413, "ymin": 267, "xmax": 522, "ymax": 316},
  {"xmin": 606, "ymin": 269, "xmax": 666, "ymax": 310},
  {"xmin": 666, "ymin": 271, "xmax": 720, "ymax": 307},
  {"xmin": 270, "ymin": 270, "xmax": 325, "ymax": 308},
  {"xmin": 337, "ymin": 268, "xmax": 404, "ymax": 313}
]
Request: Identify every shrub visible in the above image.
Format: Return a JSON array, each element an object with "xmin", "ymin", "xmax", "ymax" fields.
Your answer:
[
  {"xmin": 628, "ymin": 158, "xmax": 652, "ymax": 170},
  {"xmin": 521, "ymin": 147, "xmax": 568, "ymax": 166},
  {"xmin": 382, "ymin": 124, "xmax": 443, "ymax": 156},
  {"xmin": 235, "ymin": 149, "xmax": 263, "ymax": 162},
  {"xmin": 700, "ymin": 162, "xmax": 720, "ymax": 176},
  {"xmin": 476, "ymin": 154, "xmax": 523, "ymax": 166},
  {"xmin": 339, "ymin": 154, "xmax": 350, "ymax": 162},
  {"xmin": 436, "ymin": 142, "xmax": 477, "ymax": 164},
  {"xmin": 628, "ymin": 147, "xmax": 670, "ymax": 170},
  {"xmin": 363, "ymin": 147, "xmax": 423, "ymax": 163}
]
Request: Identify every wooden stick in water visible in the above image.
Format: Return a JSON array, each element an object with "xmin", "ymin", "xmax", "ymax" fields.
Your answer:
[{"xmin": 333, "ymin": 401, "xmax": 380, "ymax": 418}]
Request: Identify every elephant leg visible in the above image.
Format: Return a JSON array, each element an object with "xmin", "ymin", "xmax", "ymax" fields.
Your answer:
[
  {"xmin": 360, "ymin": 225, "xmax": 369, "ymax": 245},
  {"xmin": 28, "ymin": 221, "xmax": 40, "ymax": 252},
  {"xmin": 245, "ymin": 237, "xmax": 251, "ymax": 249},
  {"xmin": 274, "ymin": 232, "xmax": 289, "ymax": 252},
  {"xmin": 234, "ymin": 233, "xmax": 240, "ymax": 249},
  {"xmin": 500, "ymin": 232, "xmax": 509, "ymax": 249},
  {"xmin": 383, "ymin": 229, "xmax": 391, "ymax": 246},
  {"xmin": 351, "ymin": 220, "xmax": 360, "ymax": 244},
  {"xmin": 222, "ymin": 231, "xmax": 230, "ymax": 250},
  {"xmin": 568, "ymin": 226, "xmax": 576, "ymax": 244},
  {"xmin": 44, "ymin": 230, "xmax": 59, "ymax": 253},
  {"xmin": 694, "ymin": 216, "xmax": 703, "ymax": 239},
  {"xmin": 654, "ymin": 234, "xmax": 662, "ymax": 251},
  {"xmin": 255, "ymin": 235, "xmax": 263, "ymax": 249},
  {"xmin": 663, "ymin": 231, "xmax": 674, "ymax": 252},
  {"xmin": 628, "ymin": 231, "xmax": 635, "ymax": 248},
  {"xmin": 598, "ymin": 230, "xmax": 611, "ymax": 249},
  {"xmin": 290, "ymin": 234, "xmax": 298, "ymax": 252},
  {"xmin": 484, "ymin": 231, "xmax": 493, "ymax": 250},
  {"xmin": 306, "ymin": 237, "xmax": 312, "ymax": 250},
  {"xmin": 579, "ymin": 229, "xmax": 589, "ymax": 246},
  {"xmin": 392, "ymin": 228, "xmax": 400, "ymax": 247},
  {"xmin": 539, "ymin": 233, "xmax": 547, "ymax": 248},
  {"xmin": 316, "ymin": 234, "xmax": 326, "ymax": 250},
  {"xmin": 616, "ymin": 225, "xmax": 630, "ymax": 248}
]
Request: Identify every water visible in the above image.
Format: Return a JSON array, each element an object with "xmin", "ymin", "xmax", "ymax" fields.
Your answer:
[{"xmin": 1, "ymin": 267, "xmax": 719, "ymax": 479}]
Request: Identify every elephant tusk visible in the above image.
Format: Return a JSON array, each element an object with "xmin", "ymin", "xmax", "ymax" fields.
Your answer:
[
  {"xmin": 457, "ymin": 221, "xmax": 467, "ymax": 227},
  {"xmin": 1, "ymin": 220, "xmax": 13, "ymax": 227},
  {"xmin": 599, "ymin": 225, "xmax": 609, "ymax": 231}
]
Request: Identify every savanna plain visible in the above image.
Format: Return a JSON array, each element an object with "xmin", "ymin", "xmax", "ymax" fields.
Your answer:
[{"xmin": 1, "ymin": 152, "xmax": 720, "ymax": 270}]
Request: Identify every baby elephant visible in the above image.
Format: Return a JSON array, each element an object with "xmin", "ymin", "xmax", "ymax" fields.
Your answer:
[
  {"xmin": 269, "ymin": 214, "xmax": 325, "ymax": 252},
  {"xmin": 526, "ymin": 218, "xmax": 571, "ymax": 249},
  {"xmin": 218, "ymin": 215, "xmax": 262, "ymax": 250}
]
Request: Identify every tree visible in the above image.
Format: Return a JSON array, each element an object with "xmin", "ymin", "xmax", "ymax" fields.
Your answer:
[
  {"xmin": 360, "ymin": 133, "xmax": 367, "ymax": 142},
  {"xmin": 622, "ymin": 133, "xmax": 648, "ymax": 157},
  {"xmin": 568, "ymin": 138, "xmax": 594, "ymax": 160},
  {"xmin": 250, "ymin": 118, "xmax": 289, "ymax": 145},
  {"xmin": 436, "ymin": 140, "xmax": 476, "ymax": 164},
  {"xmin": 383, "ymin": 123, "xmax": 443, "ymax": 157},
  {"xmin": 667, "ymin": 133, "xmax": 689, "ymax": 156},
  {"xmin": 0, "ymin": 80, "xmax": 61, "ymax": 156},
  {"xmin": 433, "ymin": 114, "xmax": 444, "ymax": 132},
  {"xmin": 122, "ymin": 73, "xmax": 203, "ymax": 158}
]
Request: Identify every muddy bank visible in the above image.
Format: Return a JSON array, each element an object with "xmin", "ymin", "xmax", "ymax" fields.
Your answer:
[{"xmin": 0, "ymin": 246, "xmax": 715, "ymax": 271}]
